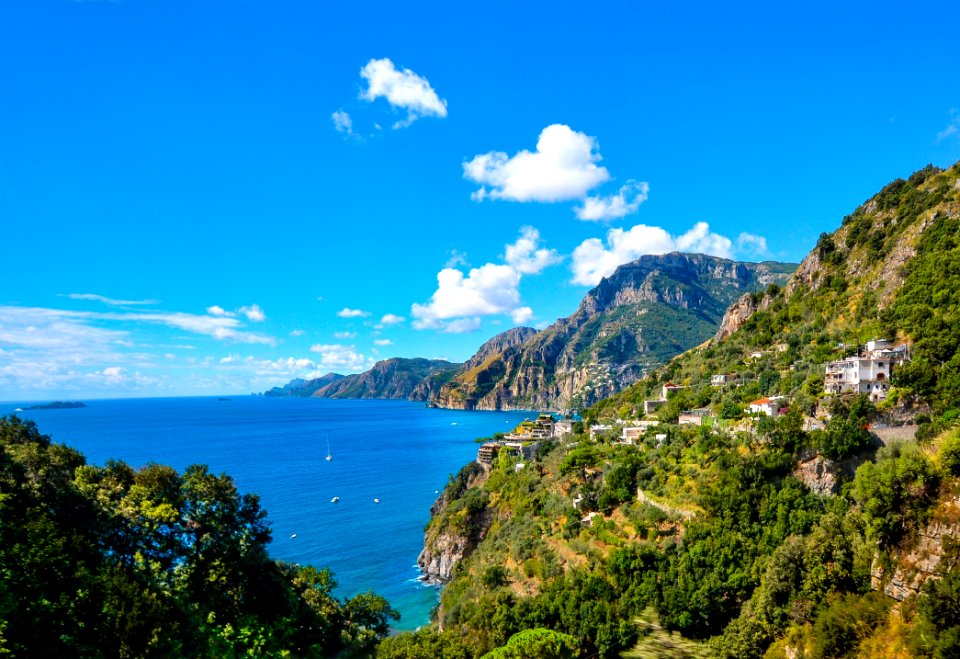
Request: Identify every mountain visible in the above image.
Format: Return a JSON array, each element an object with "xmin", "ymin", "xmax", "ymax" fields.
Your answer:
[
  {"xmin": 431, "ymin": 252, "xmax": 795, "ymax": 411},
  {"xmin": 262, "ymin": 373, "xmax": 344, "ymax": 397},
  {"xmin": 311, "ymin": 357, "xmax": 460, "ymax": 401}
]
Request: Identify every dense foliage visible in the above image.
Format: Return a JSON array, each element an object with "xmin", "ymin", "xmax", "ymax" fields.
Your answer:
[{"xmin": 0, "ymin": 416, "xmax": 396, "ymax": 657}]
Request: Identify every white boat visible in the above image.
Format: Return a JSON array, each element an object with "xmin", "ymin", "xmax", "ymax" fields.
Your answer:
[
  {"xmin": 330, "ymin": 496, "xmax": 340, "ymax": 503},
  {"xmin": 373, "ymin": 498, "xmax": 380, "ymax": 504},
  {"xmin": 325, "ymin": 438, "xmax": 333, "ymax": 461},
  {"xmin": 290, "ymin": 533, "xmax": 297, "ymax": 539},
  {"xmin": 14, "ymin": 408, "xmax": 22, "ymax": 412}
]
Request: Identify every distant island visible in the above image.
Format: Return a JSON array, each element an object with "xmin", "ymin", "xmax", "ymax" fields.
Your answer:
[{"xmin": 22, "ymin": 401, "xmax": 87, "ymax": 410}]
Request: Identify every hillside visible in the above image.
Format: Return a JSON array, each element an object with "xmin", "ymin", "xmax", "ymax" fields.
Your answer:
[
  {"xmin": 263, "ymin": 358, "xmax": 461, "ymax": 401},
  {"xmin": 378, "ymin": 161, "xmax": 960, "ymax": 659},
  {"xmin": 432, "ymin": 253, "xmax": 794, "ymax": 411}
]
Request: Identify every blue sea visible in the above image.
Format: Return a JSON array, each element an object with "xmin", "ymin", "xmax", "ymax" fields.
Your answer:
[{"xmin": 1, "ymin": 396, "xmax": 532, "ymax": 631}]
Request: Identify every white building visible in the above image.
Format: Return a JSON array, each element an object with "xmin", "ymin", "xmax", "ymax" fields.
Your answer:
[
  {"xmin": 748, "ymin": 396, "xmax": 786, "ymax": 416},
  {"xmin": 589, "ymin": 424, "xmax": 614, "ymax": 441},
  {"xmin": 823, "ymin": 340, "xmax": 909, "ymax": 402},
  {"xmin": 711, "ymin": 373, "xmax": 739, "ymax": 387}
]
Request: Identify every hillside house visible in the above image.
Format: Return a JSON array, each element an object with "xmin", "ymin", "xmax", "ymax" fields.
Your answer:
[
  {"xmin": 662, "ymin": 382, "xmax": 683, "ymax": 398},
  {"xmin": 553, "ymin": 420, "xmax": 574, "ymax": 437},
  {"xmin": 621, "ymin": 420, "xmax": 660, "ymax": 445},
  {"xmin": 679, "ymin": 408, "xmax": 711, "ymax": 426},
  {"xmin": 477, "ymin": 442, "xmax": 502, "ymax": 467},
  {"xmin": 749, "ymin": 396, "xmax": 786, "ymax": 416},
  {"xmin": 823, "ymin": 339, "xmax": 909, "ymax": 402},
  {"xmin": 589, "ymin": 424, "xmax": 614, "ymax": 441},
  {"xmin": 711, "ymin": 373, "xmax": 739, "ymax": 387},
  {"xmin": 644, "ymin": 399, "xmax": 667, "ymax": 415}
]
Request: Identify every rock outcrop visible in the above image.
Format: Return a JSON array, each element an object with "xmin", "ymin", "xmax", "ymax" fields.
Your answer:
[{"xmin": 871, "ymin": 516, "xmax": 960, "ymax": 601}]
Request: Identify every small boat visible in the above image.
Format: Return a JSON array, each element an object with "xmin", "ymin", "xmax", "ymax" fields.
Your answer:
[
  {"xmin": 330, "ymin": 496, "xmax": 340, "ymax": 503},
  {"xmin": 373, "ymin": 498, "xmax": 380, "ymax": 504},
  {"xmin": 325, "ymin": 438, "xmax": 333, "ymax": 461},
  {"xmin": 14, "ymin": 408, "xmax": 23, "ymax": 412},
  {"xmin": 290, "ymin": 533, "xmax": 297, "ymax": 539}
]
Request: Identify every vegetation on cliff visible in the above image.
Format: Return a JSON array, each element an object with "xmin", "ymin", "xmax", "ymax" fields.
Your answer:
[
  {"xmin": 385, "ymin": 161, "xmax": 960, "ymax": 658},
  {"xmin": 0, "ymin": 415, "xmax": 396, "ymax": 657}
]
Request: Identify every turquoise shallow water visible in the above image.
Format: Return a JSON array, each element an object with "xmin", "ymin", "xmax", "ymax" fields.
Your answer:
[{"xmin": 1, "ymin": 396, "xmax": 531, "ymax": 630}]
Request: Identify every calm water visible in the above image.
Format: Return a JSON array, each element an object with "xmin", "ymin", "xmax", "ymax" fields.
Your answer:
[{"xmin": 1, "ymin": 396, "xmax": 531, "ymax": 630}]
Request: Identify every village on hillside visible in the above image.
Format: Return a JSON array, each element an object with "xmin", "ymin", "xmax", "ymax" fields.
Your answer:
[{"xmin": 479, "ymin": 338, "xmax": 915, "ymax": 470}]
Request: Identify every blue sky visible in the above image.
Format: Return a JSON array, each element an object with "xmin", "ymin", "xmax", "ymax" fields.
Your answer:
[{"xmin": 2, "ymin": 0, "xmax": 959, "ymax": 399}]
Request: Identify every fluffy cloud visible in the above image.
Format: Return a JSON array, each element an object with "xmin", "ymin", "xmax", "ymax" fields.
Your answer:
[
  {"xmin": 937, "ymin": 109, "xmax": 959, "ymax": 141},
  {"xmin": 736, "ymin": 232, "xmax": 768, "ymax": 256},
  {"xmin": 309, "ymin": 343, "xmax": 372, "ymax": 371},
  {"xmin": 464, "ymin": 124, "xmax": 610, "ymax": 202},
  {"xmin": 572, "ymin": 222, "xmax": 750, "ymax": 286},
  {"xmin": 337, "ymin": 307, "xmax": 370, "ymax": 318},
  {"xmin": 504, "ymin": 226, "xmax": 561, "ymax": 274},
  {"xmin": 206, "ymin": 305, "xmax": 233, "ymax": 317},
  {"xmin": 238, "ymin": 304, "xmax": 265, "ymax": 322},
  {"xmin": 575, "ymin": 181, "xmax": 650, "ymax": 221},
  {"xmin": 373, "ymin": 339, "xmax": 392, "ymax": 346},
  {"xmin": 511, "ymin": 307, "xmax": 534, "ymax": 324},
  {"xmin": 334, "ymin": 331, "xmax": 357, "ymax": 339},
  {"xmin": 65, "ymin": 293, "xmax": 160, "ymax": 306},
  {"xmin": 359, "ymin": 58, "xmax": 447, "ymax": 128},
  {"xmin": 332, "ymin": 110, "xmax": 353, "ymax": 135},
  {"xmin": 379, "ymin": 313, "xmax": 405, "ymax": 326},
  {"xmin": 412, "ymin": 227, "xmax": 559, "ymax": 332}
]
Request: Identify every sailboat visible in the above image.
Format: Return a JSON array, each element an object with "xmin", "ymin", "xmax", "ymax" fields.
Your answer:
[{"xmin": 325, "ymin": 438, "xmax": 333, "ymax": 461}]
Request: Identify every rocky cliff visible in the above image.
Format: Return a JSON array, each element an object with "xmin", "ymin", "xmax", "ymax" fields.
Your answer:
[{"xmin": 432, "ymin": 252, "xmax": 794, "ymax": 411}]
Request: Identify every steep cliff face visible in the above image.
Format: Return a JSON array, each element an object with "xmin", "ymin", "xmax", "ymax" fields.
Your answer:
[
  {"xmin": 433, "ymin": 253, "xmax": 794, "ymax": 411},
  {"xmin": 263, "ymin": 374, "xmax": 344, "ymax": 397},
  {"xmin": 418, "ymin": 462, "xmax": 490, "ymax": 583},
  {"xmin": 312, "ymin": 358, "xmax": 460, "ymax": 400}
]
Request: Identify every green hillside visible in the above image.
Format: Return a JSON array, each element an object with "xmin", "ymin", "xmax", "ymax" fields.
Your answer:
[{"xmin": 381, "ymin": 161, "xmax": 960, "ymax": 659}]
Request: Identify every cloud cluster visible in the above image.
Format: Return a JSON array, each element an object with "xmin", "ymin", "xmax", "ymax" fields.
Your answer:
[
  {"xmin": 332, "ymin": 110, "xmax": 353, "ymax": 135},
  {"xmin": 464, "ymin": 124, "xmax": 610, "ymax": 202},
  {"xmin": 412, "ymin": 227, "xmax": 558, "ymax": 332},
  {"xmin": 571, "ymin": 222, "xmax": 750, "ymax": 286},
  {"xmin": 309, "ymin": 343, "xmax": 373, "ymax": 371},
  {"xmin": 360, "ymin": 58, "xmax": 448, "ymax": 128},
  {"xmin": 575, "ymin": 181, "xmax": 650, "ymax": 221}
]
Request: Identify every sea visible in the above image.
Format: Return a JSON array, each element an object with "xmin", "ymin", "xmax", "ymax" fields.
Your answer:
[{"xmin": 0, "ymin": 396, "xmax": 532, "ymax": 631}]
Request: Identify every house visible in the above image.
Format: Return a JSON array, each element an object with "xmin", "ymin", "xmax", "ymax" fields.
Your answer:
[
  {"xmin": 644, "ymin": 399, "xmax": 667, "ymax": 415},
  {"xmin": 823, "ymin": 339, "xmax": 910, "ymax": 402},
  {"xmin": 748, "ymin": 396, "xmax": 786, "ymax": 416},
  {"xmin": 477, "ymin": 442, "xmax": 502, "ymax": 467},
  {"xmin": 679, "ymin": 408, "xmax": 711, "ymax": 426},
  {"xmin": 589, "ymin": 424, "xmax": 614, "ymax": 441},
  {"xmin": 620, "ymin": 421, "xmax": 659, "ymax": 445},
  {"xmin": 747, "ymin": 351, "xmax": 766, "ymax": 361},
  {"xmin": 662, "ymin": 382, "xmax": 683, "ymax": 398},
  {"xmin": 711, "ymin": 373, "xmax": 739, "ymax": 387},
  {"xmin": 553, "ymin": 420, "xmax": 574, "ymax": 437}
]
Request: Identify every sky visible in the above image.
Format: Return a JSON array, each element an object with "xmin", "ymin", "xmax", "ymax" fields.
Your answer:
[{"xmin": 2, "ymin": 0, "xmax": 959, "ymax": 400}]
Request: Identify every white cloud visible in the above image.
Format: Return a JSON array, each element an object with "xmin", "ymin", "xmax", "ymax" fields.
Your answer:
[
  {"xmin": 206, "ymin": 305, "xmax": 234, "ymax": 317},
  {"xmin": 445, "ymin": 249, "xmax": 469, "ymax": 268},
  {"xmin": 504, "ymin": 226, "xmax": 561, "ymax": 274},
  {"xmin": 413, "ymin": 227, "xmax": 559, "ymax": 331},
  {"xmin": 374, "ymin": 339, "xmax": 392, "ymax": 346},
  {"xmin": 575, "ymin": 181, "xmax": 650, "ymax": 221},
  {"xmin": 334, "ymin": 331, "xmax": 357, "ymax": 339},
  {"xmin": 65, "ymin": 293, "xmax": 160, "ymax": 306},
  {"xmin": 379, "ymin": 313, "xmax": 405, "ymax": 326},
  {"xmin": 359, "ymin": 58, "xmax": 447, "ymax": 128},
  {"xmin": 332, "ymin": 109, "xmax": 353, "ymax": 135},
  {"xmin": 289, "ymin": 329, "xmax": 305, "ymax": 337},
  {"xmin": 413, "ymin": 263, "xmax": 521, "ymax": 329},
  {"xmin": 571, "ymin": 221, "xmax": 746, "ymax": 286},
  {"xmin": 442, "ymin": 318, "xmax": 482, "ymax": 334},
  {"xmin": 309, "ymin": 343, "xmax": 372, "ymax": 371},
  {"xmin": 511, "ymin": 307, "xmax": 534, "ymax": 324},
  {"xmin": 736, "ymin": 232, "xmax": 768, "ymax": 257},
  {"xmin": 937, "ymin": 109, "xmax": 959, "ymax": 141},
  {"xmin": 238, "ymin": 304, "xmax": 266, "ymax": 322},
  {"xmin": 337, "ymin": 307, "xmax": 370, "ymax": 318},
  {"xmin": 463, "ymin": 124, "xmax": 610, "ymax": 203}
]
